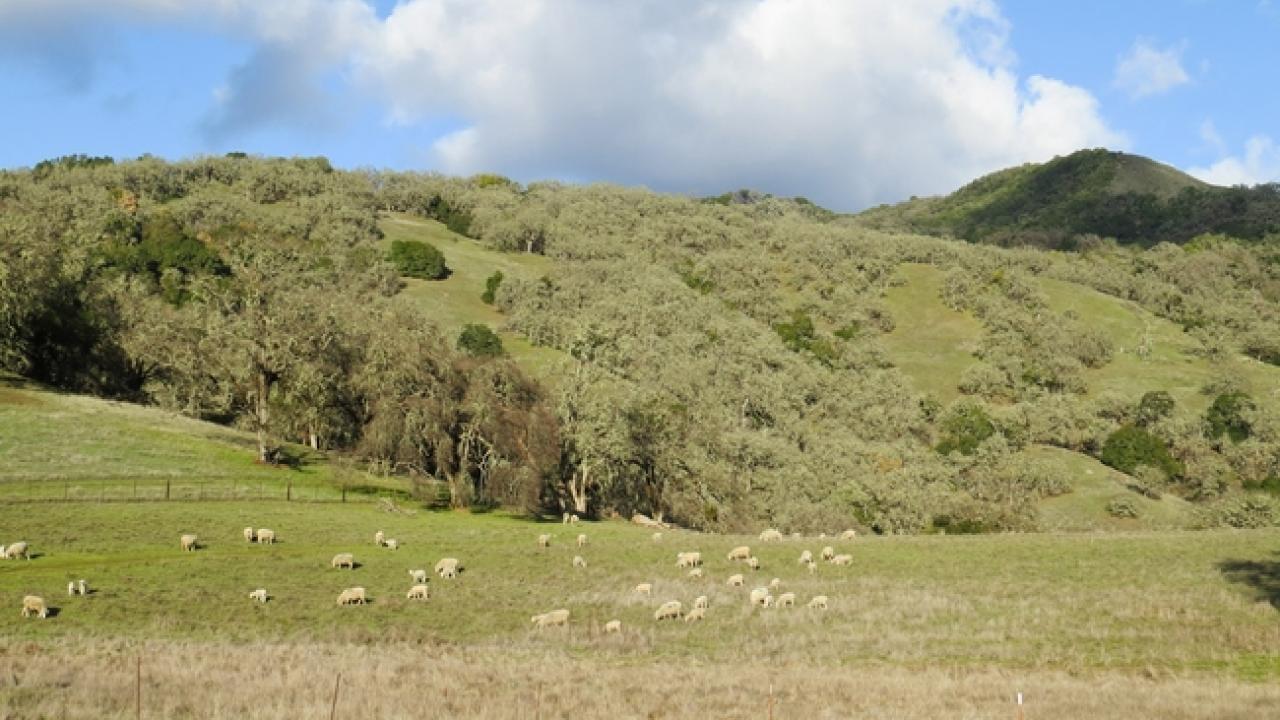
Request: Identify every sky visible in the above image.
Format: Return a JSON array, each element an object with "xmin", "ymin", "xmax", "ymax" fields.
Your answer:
[{"xmin": 0, "ymin": 0, "xmax": 1276, "ymax": 211}]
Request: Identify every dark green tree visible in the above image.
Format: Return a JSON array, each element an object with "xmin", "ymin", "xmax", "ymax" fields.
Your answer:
[
  {"xmin": 457, "ymin": 323, "xmax": 504, "ymax": 357},
  {"xmin": 388, "ymin": 240, "xmax": 448, "ymax": 280}
]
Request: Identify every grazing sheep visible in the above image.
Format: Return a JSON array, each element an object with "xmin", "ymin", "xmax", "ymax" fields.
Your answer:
[
  {"xmin": 406, "ymin": 584, "xmax": 429, "ymax": 600},
  {"xmin": 769, "ymin": 577, "xmax": 782, "ymax": 591},
  {"xmin": 653, "ymin": 600, "xmax": 683, "ymax": 621},
  {"xmin": 746, "ymin": 556, "xmax": 760, "ymax": 571},
  {"xmin": 384, "ymin": 539, "xmax": 399, "ymax": 551},
  {"xmin": 562, "ymin": 512, "xmax": 571, "ymax": 524},
  {"xmin": 604, "ymin": 619, "xmax": 622, "ymax": 634},
  {"xmin": 778, "ymin": 592, "xmax": 796, "ymax": 609},
  {"xmin": 569, "ymin": 514, "xmax": 580, "ymax": 524},
  {"xmin": 409, "ymin": 569, "xmax": 429, "ymax": 584},
  {"xmin": 634, "ymin": 583, "xmax": 652, "ymax": 596},
  {"xmin": 21, "ymin": 596, "xmax": 47, "ymax": 619},
  {"xmin": 798, "ymin": 550, "xmax": 813, "ymax": 565},
  {"xmin": 762, "ymin": 596, "xmax": 775, "ymax": 608},
  {"xmin": 631, "ymin": 513, "xmax": 664, "ymax": 529},
  {"xmin": 726, "ymin": 573, "xmax": 744, "ymax": 587},
  {"xmin": 684, "ymin": 606, "xmax": 706, "ymax": 623},
  {"xmin": 243, "ymin": 527, "xmax": 255, "ymax": 543},
  {"xmin": 726, "ymin": 546, "xmax": 751, "ymax": 562},
  {"xmin": 841, "ymin": 529, "xmax": 858, "ymax": 540},
  {"xmin": 434, "ymin": 558, "xmax": 461, "ymax": 579},
  {"xmin": 759, "ymin": 528, "xmax": 783, "ymax": 543},
  {"xmin": 67, "ymin": 581, "xmax": 76, "ymax": 597},
  {"xmin": 806, "ymin": 559, "xmax": 817, "ymax": 574},
  {"xmin": 808, "ymin": 595, "xmax": 829, "ymax": 610},
  {"xmin": 77, "ymin": 579, "xmax": 88, "ymax": 596},
  {"xmin": 652, "ymin": 532, "xmax": 663, "ymax": 543},
  {"xmin": 374, "ymin": 530, "xmax": 385, "ymax": 547},
  {"xmin": 694, "ymin": 595, "xmax": 709, "ymax": 610},
  {"xmin": 4, "ymin": 541, "xmax": 29, "ymax": 560},
  {"xmin": 336, "ymin": 587, "xmax": 367, "ymax": 606},
  {"xmin": 688, "ymin": 568, "xmax": 703, "ymax": 579},
  {"xmin": 538, "ymin": 534, "xmax": 552, "ymax": 548},
  {"xmin": 820, "ymin": 546, "xmax": 835, "ymax": 561},
  {"xmin": 248, "ymin": 588, "xmax": 268, "ymax": 603},
  {"xmin": 749, "ymin": 587, "xmax": 772, "ymax": 607},
  {"xmin": 676, "ymin": 552, "xmax": 702, "ymax": 568},
  {"xmin": 577, "ymin": 533, "xmax": 588, "ymax": 548},
  {"xmin": 531, "ymin": 608, "xmax": 570, "ymax": 628},
  {"xmin": 831, "ymin": 554, "xmax": 853, "ymax": 566},
  {"xmin": 180, "ymin": 534, "xmax": 198, "ymax": 552},
  {"xmin": 255, "ymin": 528, "xmax": 275, "ymax": 545},
  {"xmin": 573, "ymin": 555, "xmax": 587, "ymax": 569},
  {"xmin": 331, "ymin": 553, "xmax": 355, "ymax": 569}
]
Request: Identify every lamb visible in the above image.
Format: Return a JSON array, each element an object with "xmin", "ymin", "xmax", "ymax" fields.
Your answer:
[
  {"xmin": 694, "ymin": 595, "xmax": 709, "ymax": 610},
  {"xmin": 4, "ymin": 541, "xmax": 29, "ymax": 560},
  {"xmin": 409, "ymin": 569, "xmax": 429, "ymax": 584},
  {"xmin": 180, "ymin": 534, "xmax": 198, "ymax": 552},
  {"xmin": 778, "ymin": 592, "xmax": 796, "ymax": 609},
  {"xmin": 531, "ymin": 608, "xmax": 570, "ymax": 628},
  {"xmin": 768, "ymin": 577, "xmax": 782, "ymax": 591},
  {"xmin": 434, "ymin": 558, "xmax": 461, "ymax": 579},
  {"xmin": 831, "ymin": 554, "xmax": 853, "ymax": 566},
  {"xmin": 820, "ymin": 546, "xmax": 835, "ymax": 561},
  {"xmin": 383, "ymin": 539, "xmax": 399, "ymax": 551},
  {"xmin": 749, "ymin": 587, "xmax": 772, "ymax": 607},
  {"xmin": 675, "ymin": 551, "xmax": 702, "ymax": 568},
  {"xmin": 745, "ymin": 556, "xmax": 760, "ymax": 571},
  {"xmin": 807, "ymin": 595, "xmax": 829, "ymax": 610},
  {"xmin": 577, "ymin": 533, "xmax": 588, "ymax": 548},
  {"xmin": 248, "ymin": 588, "xmax": 268, "ymax": 603},
  {"xmin": 759, "ymin": 528, "xmax": 783, "ymax": 543},
  {"xmin": 538, "ymin": 534, "xmax": 552, "ymax": 548},
  {"xmin": 21, "ymin": 595, "xmax": 47, "ymax": 619},
  {"xmin": 634, "ymin": 582, "xmax": 652, "ymax": 596},
  {"xmin": 653, "ymin": 600, "xmax": 683, "ymax": 621},
  {"xmin": 243, "ymin": 527, "xmax": 255, "ymax": 543},
  {"xmin": 604, "ymin": 619, "xmax": 622, "ymax": 634},
  {"xmin": 255, "ymin": 528, "xmax": 275, "ymax": 545},
  {"xmin": 840, "ymin": 529, "xmax": 858, "ymax": 540},
  {"xmin": 573, "ymin": 555, "xmax": 587, "ymax": 568},
  {"xmin": 726, "ymin": 546, "xmax": 751, "ymax": 562},
  {"xmin": 726, "ymin": 573, "xmax": 744, "ymax": 587},
  {"xmin": 798, "ymin": 550, "xmax": 813, "ymax": 565},
  {"xmin": 374, "ymin": 530, "xmax": 385, "ymax": 547},
  {"xmin": 331, "ymin": 553, "xmax": 355, "ymax": 569},
  {"xmin": 406, "ymin": 584, "xmax": 429, "ymax": 600},
  {"xmin": 688, "ymin": 568, "xmax": 703, "ymax": 578},
  {"xmin": 684, "ymin": 606, "xmax": 706, "ymax": 623},
  {"xmin": 336, "ymin": 587, "xmax": 367, "ymax": 606}
]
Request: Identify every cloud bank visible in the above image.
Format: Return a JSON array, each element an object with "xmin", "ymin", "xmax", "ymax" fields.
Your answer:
[
  {"xmin": 1189, "ymin": 135, "xmax": 1280, "ymax": 186},
  {"xmin": 1113, "ymin": 38, "xmax": 1190, "ymax": 100}
]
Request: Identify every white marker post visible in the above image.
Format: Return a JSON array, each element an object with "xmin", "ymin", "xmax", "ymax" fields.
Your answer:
[{"xmin": 1016, "ymin": 692, "xmax": 1024, "ymax": 720}]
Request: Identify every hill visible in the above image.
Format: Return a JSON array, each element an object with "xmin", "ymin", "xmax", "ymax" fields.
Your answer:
[{"xmin": 859, "ymin": 148, "xmax": 1280, "ymax": 246}]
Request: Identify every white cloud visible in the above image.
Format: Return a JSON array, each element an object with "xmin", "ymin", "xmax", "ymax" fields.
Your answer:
[
  {"xmin": 1188, "ymin": 135, "xmax": 1280, "ymax": 186},
  {"xmin": 1114, "ymin": 38, "xmax": 1190, "ymax": 99}
]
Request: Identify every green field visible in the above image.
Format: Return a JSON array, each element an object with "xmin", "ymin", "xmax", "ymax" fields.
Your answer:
[{"xmin": 880, "ymin": 263, "xmax": 984, "ymax": 404}]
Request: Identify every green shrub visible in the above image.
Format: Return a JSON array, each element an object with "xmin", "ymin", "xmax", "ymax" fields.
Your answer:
[
  {"xmin": 1205, "ymin": 392, "xmax": 1253, "ymax": 444},
  {"xmin": 1135, "ymin": 390, "xmax": 1175, "ymax": 427},
  {"xmin": 457, "ymin": 324, "xmax": 504, "ymax": 357},
  {"xmin": 481, "ymin": 270, "xmax": 504, "ymax": 304},
  {"xmin": 389, "ymin": 240, "xmax": 448, "ymax": 280},
  {"xmin": 935, "ymin": 403, "xmax": 996, "ymax": 456},
  {"xmin": 1197, "ymin": 495, "xmax": 1279, "ymax": 529},
  {"xmin": 1105, "ymin": 497, "xmax": 1140, "ymax": 519},
  {"xmin": 1100, "ymin": 424, "xmax": 1183, "ymax": 480}
]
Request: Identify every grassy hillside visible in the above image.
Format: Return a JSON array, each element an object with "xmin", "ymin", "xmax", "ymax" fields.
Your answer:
[{"xmin": 880, "ymin": 264, "xmax": 984, "ymax": 404}]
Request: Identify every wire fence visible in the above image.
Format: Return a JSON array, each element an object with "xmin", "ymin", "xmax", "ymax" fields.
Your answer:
[{"xmin": 0, "ymin": 476, "xmax": 411, "ymax": 504}]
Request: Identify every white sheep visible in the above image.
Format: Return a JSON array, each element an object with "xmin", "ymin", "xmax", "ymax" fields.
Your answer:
[
  {"xmin": 374, "ymin": 530, "xmax": 385, "ymax": 547},
  {"xmin": 675, "ymin": 551, "xmax": 702, "ymax": 568},
  {"xmin": 384, "ymin": 539, "xmax": 399, "ymax": 551},
  {"xmin": 761, "ymin": 596, "xmax": 775, "ymax": 609},
  {"xmin": 798, "ymin": 550, "xmax": 813, "ymax": 565},
  {"xmin": 653, "ymin": 600, "xmax": 683, "ymax": 621},
  {"xmin": 840, "ymin": 529, "xmax": 858, "ymax": 540},
  {"xmin": 255, "ymin": 528, "xmax": 275, "ymax": 545},
  {"xmin": 726, "ymin": 573, "xmax": 744, "ymax": 587},
  {"xmin": 684, "ymin": 606, "xmax": 706, "ymax": 623},
  {"xmin": 806, "ymin": 559, "xmax": 817, "ymax": 574},
  {"xmin": 67, "ymin": 581, "xmax": 76, "ymax": 597},
  {"xmin": 331, "ymin": 553, "xmax": 355, "ymax": 569},
  {"xmin": 569, "ymin": 514, "xmax": 580, "ymax": 524},
  {"xmin": 694, "ymin": 595, "xmax": 709, "ymax": 610},
  {"xmin": 336, "ymin": 587, "xmax": 367, "ymax": 606},
  {"xmin": 538, "ymin": 533, "xmax": 552, "ymax": 548},
  {"xmin": 745, "ymin": 556, "xmax": 760, "ymax": 571},
  {"xmin": 759, "ymin": 528, "xmax": 783, "ymax": 543},
  {"xmin": 248, "ymin": 588, "xmax": 269, "ymax": 603},
  {"xmin": 749, "ymin": 587, "xmax": 772, "ymax": 607},
  {"xmin": 652, "ymin": 532, "xmax": 663, "ymax": 542},
  {"xmin": 688, "ymin": 568, "xmax": 703, "ymax": 578},
  {"xmin": 21, "ymin": 595, "xmax": 47, "ymax": 619},
  {"xmin": 77, "ymin": 579, "xmax": 87, "ymax": 596},
  {"xmin": 768, "ymin": 577, "xmax": 782, "ymax": 591},
  {"xmin": 726, "ymin": 546, "xmax": 751, "ymax": 562},
  {"xmin": 4, "ymin": 541, "xmax": 29, "ymax": 560},
  {"xmin": 561, "ymin": 512, "xmax": 571, "ymax": 524},
  {"xmin": 573, "ymin": 555, "xmax": 587, "ymax": 569},
  {"xmin": 831, "ymin": 554, "xmax": 853, "ymax": 566},
  {"xmin": 778, "ymin": 592, "xmax": 796, "ymax": 609},
  {"xmin": 243, "ymin": 527, "xmax": 255, "ymax": 543},
  {"xmin": 406, "ymin": 584, "xmax": 429, "ymax": 600},
  {"xmin": 409, "ymin": 569, "xmax": 429, "ymax": 584},
  {"xmin": 435, "ymin": 558, "xmax": 461, "ymax": 578},
  {"xmin": 531, "ymin": 608, "xmax": 570, "ymax": 628},
  {"xmin": 820, "ymin": 546, "xmax": 835, "ymax": 561},
  {"xmin": 577, "ymin": 533, "xmax": 588, "ymax": 548},
  {"xmin": 634, "ymin": 582, "xmax": 652, "ymax": 596},
  {"xmin": 180, "ymin": 534, "xmax": 198, "ymax": 552},
  {"xmin": 808, "ymin": 595, "xmax": 829, "ymax": 610},
  {"xmin": 604, "ymin": 619, "xmax": 622, "ymax": 634}
]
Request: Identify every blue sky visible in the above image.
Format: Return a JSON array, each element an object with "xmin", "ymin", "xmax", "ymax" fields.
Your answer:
[{"xmin": 0, "ymin": 1, "xmax": 1275, "ymax": 210}]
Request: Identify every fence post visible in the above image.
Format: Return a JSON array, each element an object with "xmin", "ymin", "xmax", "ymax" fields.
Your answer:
[
  {"xmin": 329, "ymin": 673, "xmax": 341, "ymax": 720},
  {"xmin": 136, "ymin": 656, "xmax": 142, "ymax": 719},
  {"xmin": 165, "ymin": 479, "xmax": 171, "ymax": 501},
  {"xmin": 342, "ymin": 485, "xmax": 347, "ymax": 503},
  {"xmin": 767, "ymin": 682, "xmax": 774, "ymax": 720},
  {"xmin": 287, "ymin": 481, "xmax": 292, "ymax": 502}
]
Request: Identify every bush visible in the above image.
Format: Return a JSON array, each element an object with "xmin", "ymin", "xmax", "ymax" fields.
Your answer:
[
  {"xmin": 1105, "ymin": 497, "xmax": 1140, "ymax": 519},
  {"xmin": 457, "ymin": 324, "xmax": 504, "ymax": 357},
  {"xmin": 389, "ymin": 240, "xmax": 448, "ymax": 280},
  {"xmin": 481, "ymin": 270, "xmax": 504, "ymax": 305},
  {"xmin": 1197, "ymin": 495, "xmax": 1279, "ymax": 529},
  {"xmin": 1135, "ymin": 390, "xmax": 1175, "ymax": 427},
  {"xmin": 1205, "ymin": 392, "xmax": 1253, "ymax": 444},
  {"xmin": 935, "ymin": 403, "xmax": 996, "ymax": 456},
  {"xmin": 1100, "ymin": 424, "xmax": 1183, "ymax": 480}
]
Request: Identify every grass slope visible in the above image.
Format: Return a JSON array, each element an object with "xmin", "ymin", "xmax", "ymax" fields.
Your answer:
[
  {"xmin": 1034, "ymin": 446, "xmax": 1194, "ymax": 531},
  {"xmin": 880, "ymin": 263, "xmax": 983, "ymax": 404}
]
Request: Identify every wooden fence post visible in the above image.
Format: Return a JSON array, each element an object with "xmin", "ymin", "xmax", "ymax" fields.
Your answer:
[
  {"xmin": 329, "ymin": 673, "xmax": 341, "ymax": 720},
  {"xmin": 287, "ymin": 481, "xmax": 292, "ymax": 502},
  {"xmin": 136, "ymin": 656, "xmax": 142, "ymax": 719},
  {"xmin": 165, "ymin": 479, "xmax": 171, "ymax": 501}
]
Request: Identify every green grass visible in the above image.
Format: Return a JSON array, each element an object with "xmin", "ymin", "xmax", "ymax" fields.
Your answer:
[
  {"xmin": 378, "ymin": 213, "xmax": 567, "ymax": 380},
  {"xmin": 1033, "ymin": 446, "xmax": 1194, "ymax": 531},
  {"xmin": 880, "ymin": 263, "xmax": 984, "ymax": 404}
]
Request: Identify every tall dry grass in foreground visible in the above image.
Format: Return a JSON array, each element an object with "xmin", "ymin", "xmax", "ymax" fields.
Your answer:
[{"xmin": 0, "ymin": 640, "xmax": 1275, "ymax": 720}]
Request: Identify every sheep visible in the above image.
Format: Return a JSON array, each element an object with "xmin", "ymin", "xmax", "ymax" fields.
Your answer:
[
  {"xmin": 77, "ymin": 579, "xmax": 87, "ymax": 596},
  {"xmin": 759, "ymin": 528, "xmax": 783, "ymax": 543},
  {"xmin": 807, "ymin": 595, "xmax": 829, "ymax": 610},
  {"xmin": 180, "ymin": 534, "xmax": 198, "ymax": 552},
  {"xmin": 745, "ymin": 556, "xmax": 760, "ymax": 571},
  {"xmin": 653, "ymin": 600, "xmax": 682, "ymax": 621},
  {"xmin": 652, "ymin": 532, "xmax": 663, "ymax": 542},
  {"xmin": 790, "ymin": 532, "xmax": 802, "ymax": 540},
  {"xmin": 726, "ymin": 573, "xmax": 744, "ymax": 587},
  {"xmin": 604, "ymin": 619, "xmax": 622, "ymax": 634},
  {"xmin": 569, "ymin": 514, "xmax": 580, "ymax": 524},
  {"xmin": 820, "ymin": 546, "xmax": 835, "ymax": 561},
  {"xmin": 778, "ymin": 592, "xmax": 796, "ymax": 609},
  {"xmin": 768, "ymin": 577, "xmax": 782, "ymax": 591},
  {"xmin": 573, "ymin": 555, "xmax": 587, "ymax": 568},
  {"xmin": 4, "ymin": 541, "xmax": 29, "ymax": 560},
  {"xmin": 806, "ymin": 559, "xmax": 817, "ymax": 575},
  {"xmin": 67, "ymin": 581, "xmax": 76, "ymax": 597},
  {"xmin": 634, "ymin": 582, "xmax": 652, "ymax": 596},
  {"xmin": 331, "ymin": 552, "xmax": 355, "ymax": 569},
  {"xmin": 798, "ymin": 550, "xmax": 813, "ymax": 565},
  {"xmin": 840, "ymin": 529, "xmax": 858, "ymax": 540},
  {"xmin": 675, "ymin": 551, "xmax": 702, "ymax": 568},
  {"xmin": 336, "ymin": 587, "xmax": 367, "ymax": 606},
  {"xmin": 434, "ymin": 558, "xmax": 461, "ymax": 579},
  {"xmin": 762, "ymin": 596, "xmax": 775, "ymax": 608},
  {"xmin": 21, "ymin": 596, "xmax": 47, "ymax": 619},
  {"xmin": 406, "ymin": 584, "xmax": 429, "ymax": 600},
  {"xmin": 749, "ymin": 587, "xmax": 772, "ymax": 607},
  {"xmin": 577, "ymin": 533, "xmax": 588, "ymax": 548},
  {"xmin": 688, "ymin": 568, "xmax": 704, "ymax": 579},
  {"xmin": 562, "ymin": 512, "xmax": 571, "ymax": 524},
  {"xmin": 384, "ymin": 539, "xmax": 399, "ymax": 551},
  {"xmin": 409, "ymin": 569, "xmax": 429, "ymax": 584},
  {"xmin": 255, "ymin": 528, "xmax": 275, "ymax": 545},
  {"xmin": 684, "ymin": 606, "xmax": 706, "ymax": 623},
  {"xmin": 531, "ymin": 608, "xmax": 570, "ymax": 628},
  {"xmin": 374, "ymin": 530, "xmax": 385, "ymax": 547},
  {"xmin": 243, "ymin": 527, "xmax": 255, "ymax": 543},
  {"xmin": 694, "ymin": 595, "xmax": 709, "ymax": 610},
  {"xmin": 726, "ymin": 546, "xmax": 751, "ymax": 562},
  {"xmin": 538, "ymin": 533, "xmax": 552, "ymax": 548},
  {"xmin": 831, "ymin": 554, "xmax": 853, "ymax": 566},
  {"xmin": 248, "ymin": 588, "xmax": 268, "ymax": 603}
]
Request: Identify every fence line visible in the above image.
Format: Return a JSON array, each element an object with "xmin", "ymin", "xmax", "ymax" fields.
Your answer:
[{"xmin": 0, "ymin": 476, "xmax": 409, "ymax": 505}]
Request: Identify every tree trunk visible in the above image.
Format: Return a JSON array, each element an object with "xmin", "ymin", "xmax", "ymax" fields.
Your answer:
[
  {"xmin": 567, "ymin": 463, "xmax": 592, "ymax": 515},
  {"xmin": 308, "ymin": 429, "xmax": 319, "ymax": 450},
  {"xmin": 255, "ymin": 370, "xmax": 271, "ymax": 463}
]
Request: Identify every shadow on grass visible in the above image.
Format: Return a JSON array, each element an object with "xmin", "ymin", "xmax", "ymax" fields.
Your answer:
[{"xmin": 1219, "ymin": 552, "xmax": 1280, "ymax": 609}]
